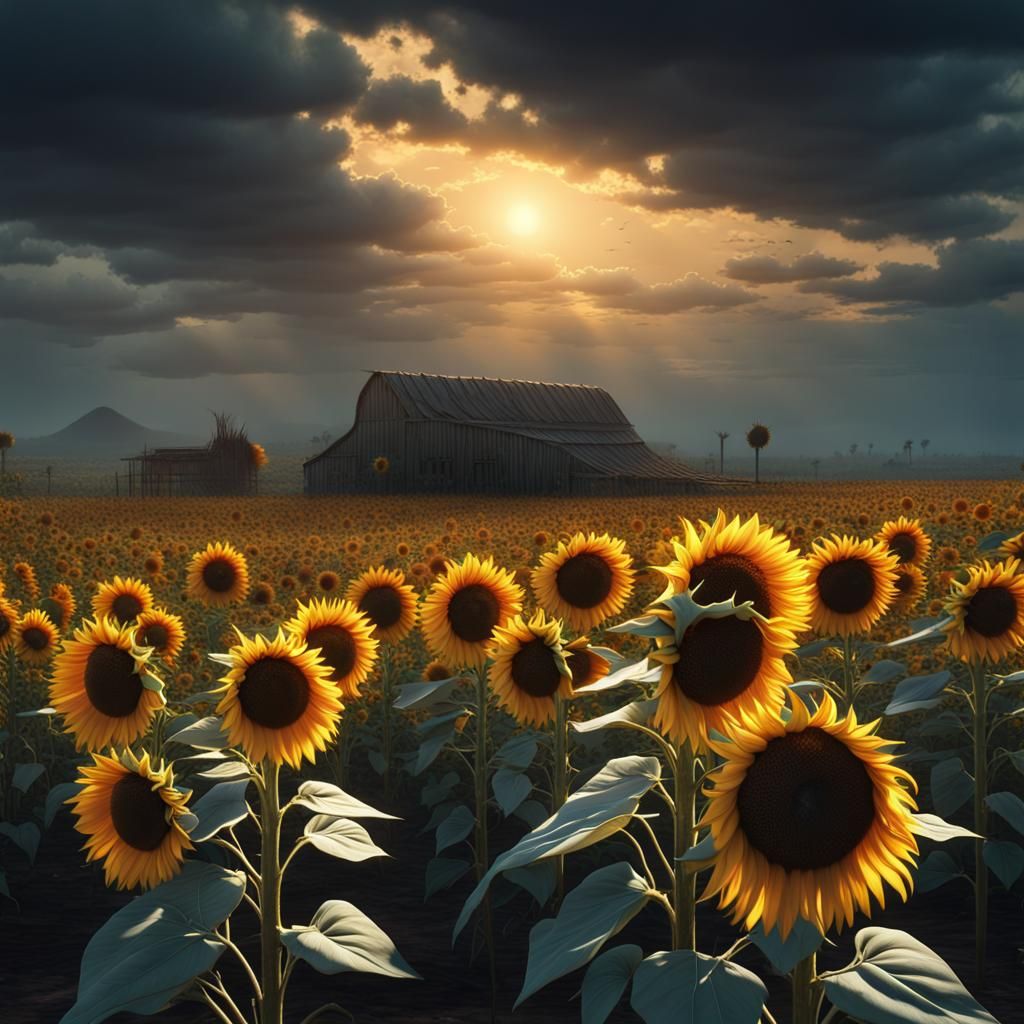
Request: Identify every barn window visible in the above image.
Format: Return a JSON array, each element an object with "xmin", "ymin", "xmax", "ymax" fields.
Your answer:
[
  {"xmin": 420, "ymin": 457, "xmax": 452, "ymax": 479},
  {"xmin": 473, "ymin": 458, "xmax": 500, "ymax": 489}
]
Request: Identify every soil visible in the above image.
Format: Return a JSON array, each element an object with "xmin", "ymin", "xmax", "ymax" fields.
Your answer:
[{"xmin": 2, "ymin": 793, "xmax": 1022, "ymax": 1024}]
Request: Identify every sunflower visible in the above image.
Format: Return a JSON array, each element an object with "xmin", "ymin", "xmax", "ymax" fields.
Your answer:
[
  {"xmin": 421, "ymin": 554, "xmax": 523, "ymax": 669},
  {"xmin": 68, "ymin": 749, "xmax": 193, "ymax": 891},
  {"xmin": 91, "ymin": 576, "xmax": 154, "ymax": 626},
  {"xmin": 284, "ymin": 598, "xmax": 378, "ymax": 699},
  {"xmin": 487, "ymin": 610, "xmax": 573, "ymax": 726},
  {"xmin": 346, "ymin": 566, "xmax": 418, "ymax": 644},
  {"xmin": 998, "ymin": 531, "xmax": 1024, "ymax": 561},
  {"xmin": 40, "ymin": 582, "xmax": 76, "ymax": 632},
  {"xmin": 942, "ymin": 559, "xmax": 1024, "ymax": 663},
  {"xmin": 187, "ymin": 542, "xmax": 250, "ymax": 606},
  {"xmin": 531, "ymin": 533, "xmax": 633, "ymax": 632},
  {"xmin": 699, "ymin": 694, "xmax": 919, "ymax": 940},
  {"xmin": 134, "ymin": 607, "xmax": 187, "ymax": 665},
  {"xmin": 13, "ymin": 608, "xmax": 60, "ymax": 664},
  {"xmin": 876, "ymin": 516, "xmax": 932, "ymax": 567},
  {"xmin": 805, "ymin": 535, "xmax": 898, "ymax": 637},
  {"xmin": 563, "ymin": 637, "xmax": 611, "ymax": 689},
  {"xmin": 655, "ymin": 511, "xmax": 811, "ymax": 633},
  {"xmin": 891, "ymin": 564, "xmax": 927, "ymax": 613},
  {"xmin": 215, "ymin": 629, "xmax": 340, "ymax": 768},
  {"xmin": 647, "ymin": 600, "xmax": 796, "ymax": 751},
  {"xmin": 0, "ymin": 595, "xmax": 17, "ymax": 654},
  {"xmin": 49, "ymin": 618, "xmax": 165, "ymax": 751},
  {"xmin": 249, "ymin": 442, "xmax": 269, "ymax": 469},
  {"xmin": 373, "ymin": 455, "xmax": 390, "ymax": 474}
]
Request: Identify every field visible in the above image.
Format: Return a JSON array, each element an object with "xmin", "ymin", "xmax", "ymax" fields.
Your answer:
[{"xmin": 1, "ymin": 483, "xmax": 1023, "ymax": 1024}]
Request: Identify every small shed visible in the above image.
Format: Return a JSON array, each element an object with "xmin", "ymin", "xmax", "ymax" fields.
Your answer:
[{"xmin": 304, "ymin": 371, "xmax": 730, "ymax": 496}]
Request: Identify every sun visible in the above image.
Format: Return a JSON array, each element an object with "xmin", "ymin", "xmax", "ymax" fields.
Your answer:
[{"xmin": 507, "ymin": 202, "xmax": 541, "ymax": 236}]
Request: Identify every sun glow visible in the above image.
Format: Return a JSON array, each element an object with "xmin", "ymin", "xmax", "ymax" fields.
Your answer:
[{"xmin": 507, "ymin": 202, "xmax": 541, "ymax": 236}]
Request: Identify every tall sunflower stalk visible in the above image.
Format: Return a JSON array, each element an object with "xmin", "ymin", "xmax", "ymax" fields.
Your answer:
[{"xmin": 472, "ymin": 664, "xmax": 498, "ymax": 1017}]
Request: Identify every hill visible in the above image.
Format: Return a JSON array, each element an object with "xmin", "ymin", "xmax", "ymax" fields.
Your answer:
[{"xmin": 15, "ymin": 407, "xmax": 197, "ymax": 455}]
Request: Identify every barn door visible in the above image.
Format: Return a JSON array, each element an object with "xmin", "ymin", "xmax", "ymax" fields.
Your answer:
[{"xmin": 473, "ymin": 458, "xmax": 499, "ymax": 492}]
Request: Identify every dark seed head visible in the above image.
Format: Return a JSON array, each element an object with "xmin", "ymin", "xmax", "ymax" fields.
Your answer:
[
  {"xmin": 894, "ymin": 573, "xmax": 914, "ymax": 595},
  {"xmin": 556, "ymin": 553, "xmax": 613, "ymax": 609},
  {"xmin": 359, "ymin": 586, "xmax": 403, "ymax": 630},
  {"xmin": 202, "ymin": 558, "xmax": 238, "ymax": 594},
  {"xmin": 688, "ymin": 554, "xmax": 772, "ymax": 616},
  {"xmin": 139, "ymin": 623, "xmax": 170, "ymax": 650},
  {"xmin": 85, "ymin": 644, "xmax": 143, "ymax": 717},
  {"xmin": 888, "ymin": 533, "xmax": 917, "ymax": 565},
  {"xmin": 566, "ymin": 648, "xmax": 593, "ymax": 687},
  {"xmin": 110, "ymin": 772, "xmax": 171, "ymax": 851},
  {"xmin": 111, "ymin": 593, "xmax": 144, "ymax": 624},
  {"xmin": 238, "ymin": 656, "xmax": 310, "ymax": 728},
  {"xmin": 965, "ymin": 585, "xmax": 1018, "ymax": 638},
  {"xmin": 737, "ymin": 727, "xmax": 876, "ymax": 870},
  {"xmin": 21, "ymin": 626, "xmax": 50, "ymax": 651},
  {"xmin": 447, "ymin": 584, "xmax": 501, "ymax": 643},
  {"xmin": 816, "ymin": 558, "xmax": 876, "ymax": 614},
  {"xmin": 671, "ymin": 616, "xmax": 764, "ymax": 707},
  {"xmin": 510, "ymin": 638, "xmax": 564, "ymax": 698},
  {"xmin": 306, "ymin": 625, "xmax": 357, "ymax": 683}
]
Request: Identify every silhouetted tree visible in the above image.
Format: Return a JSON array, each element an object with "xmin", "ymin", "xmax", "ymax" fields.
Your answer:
[
  {"xmin": 921, "ymin": 439, "xmax": 930, "ymax": 458},
  {"xmin": 747, "ymin": 423, "xmax": 771, "ymax": 484},
  {"xmin": 716, "ymin": 431, "xmax": 729, "ymax": 474},
  {"xmin": 0, "ymin": 431, "xmax": 13, "ymax": 476},
  {"xmin": 904, "ymin": 439, "xmax": 914, "ymax": 465}
]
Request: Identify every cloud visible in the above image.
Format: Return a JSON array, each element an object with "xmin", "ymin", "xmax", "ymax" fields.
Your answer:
[{"xmin": 722, "ymin": 252, "xmax": 864, "ymax": 284}]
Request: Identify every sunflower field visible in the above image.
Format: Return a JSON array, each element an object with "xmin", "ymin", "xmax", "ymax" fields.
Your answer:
[{"xmin": 1, "ymin": 482, "xmax": 1022, "ymax": 1024}]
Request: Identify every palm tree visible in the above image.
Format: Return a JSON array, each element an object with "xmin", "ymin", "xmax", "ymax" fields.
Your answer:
[
  {"xmin": 904, "ymin": 440, "xmax": 913, "ymax": 465},
  {"xmin": 868, "ymin": 442, "xmax": 874, "ymax": 457},
  {"xmin": 0, "ymin": 431, "xmax": 14, "ymax": 476},
  {"xmin": 716, "ymin": 431, "xmax": 729, "ymax": 474},
  {"xmin": 849, "ymin": 443, "xmax": 858, "ymax": 457},
  {"xmin": 746, "ymin": 423, "xmax": 771, "ymax": 484},
  {"xmin": 921, "ymin": 439, "xmax": 930, "ymax": 458}
]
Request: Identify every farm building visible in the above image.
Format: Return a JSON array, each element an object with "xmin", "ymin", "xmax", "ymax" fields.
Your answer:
[{"xmin": 304, "ymin": 371, "xmax": 728, "ymax": 496}]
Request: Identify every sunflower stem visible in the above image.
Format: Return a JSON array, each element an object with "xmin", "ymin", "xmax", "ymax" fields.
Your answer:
[
  {"xmin": 672, "ymin": 741, "xmax": 696, "ymax": 951},
  {"xmin": 970, "ymin": 659, "xmax": 989, "ymax": 986},
  {"xmin": 473, "ymin": 667, "xmax": 498, "ymax": 1022},
  {"xmin": 791, "ymin": 953, "xmax": 819, "ymax": 1024},
  {"xmin": 381, "ymin": 647, "xmax": 393, "ymax": 803},
  {"xmin": 258, "ymin": 758, "xmax": 283, "ymax": 1024},
  {"xmin": 553, "ymin": 693, "xmax": 569, "ymax": 906},
  {"xmin": 841, "ymin": 634, "xmax": 854, "ymax": 709}
]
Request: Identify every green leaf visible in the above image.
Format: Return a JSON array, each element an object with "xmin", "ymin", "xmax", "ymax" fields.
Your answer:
[
  {"xmin": 394, "ymin": 675, "xmax": 465, "ymax": 710},
  {"xmin": 574, "ymin": 658, "xmax": 660, "ymax": 693},
  {"xmin": 513, "ymin": 799, "xmax": 549, "ymax": 828},
  {"xmin": 182, "ymin": 688, "xmax": 224, "ymax": 706},
  {"xmin": 677, "ymin": 831, "xmax": 716, "ymax": 865},
  {"xmin": 12, "ymin": 763, "xmax": 45, "ymax": 793},
  {"xmin": 986, "ymin": 791, "xmax": 1024, "ymax": 836},
  {"xmin": 516, "ymin": 863, "xmax": 651, "ymax": 1006},
  {"xmin": 493, "ymin": 733, "xmax": 540, "ymax": 769},
  {"xmin": 887, "ymin": 617, "xmax": 956, "ymax": 649},
  {"xmin": 504, "ymin": 860, "xmax": 557, "ymax": 906},
  {"xmin": 421, "ymin": 771, "xmax": 460, "ymax": 807},
  {"xmin": 983, "ymin": 840, "xmax": 1024, "ymax": 889},
  {"xmin": 492, "ymin": 768, "xmax": 532, "ymax": 816},
  {"xmin": 572, "ymin": 699, "xmax": 657, "ymax": 736},
  {"xmin": 367, "ymin": 750, "xmax": 387, "ymax": 776},
  {"xmin": 424, "ymin": 857, "xmax": 472, "ymax": 900},
  {"xmin": 915, "ymin": 850, "xmax": 963, "ymax": 893},
  {"xmin": 304, "ymin": 815, "xmax": 388, "ymax": 862},
  {"xmin": 166, "ymin": 714, "xmax": 229, "ymax": 750},
  {"xmin": 15, "ymin": 706, "xmax": 57, "ymax": 718},
  {"xmin": 293, "ymin": 780, "xmax": 399, "ymax": 820},
  {"xmin": 861, "ymin": 660, "xmax": 906, "ymax": 685},
  {"xmin": 795, "ymin": 638, "xmax": 832, "ymax": 659},
  {"xmin": 280, "ymin": 900, "xmax": 420, "ymax": 979},
  {"xmin": 0, "ymin": 822, "xmax": 40, "ymax": 863},
  {"xmin": 630, "ymin": 950, "xmax": 767, "ymax": 1024},
  {"xmin": 454, "ymin": 755, "xmax": 661, "ymax": 941},
  {"xmin": 909, "ymin": 813, "xmax": 980, "ymax": 842},
  {"xmin": 60, "ymin": 862, "xmax": 245, "ymax": 1024},
  {"xmin": 420, "ymin": 800, "xmax": 457, "ymax": 835},
  {"xmin": 436, "ymin": 804, "xmax": 475, "ymax": 854},
  {"xmin": 188, "ymin": 778, "xmax": 251, "ymax": 842},
  {"xmin": 977, "ymin": 530, "xmax": 1010, "ymax": 551},
  {"xmin": 582, "ymin": 945, "xmax": 643, "ymax": 1024},
  {"xmin": 913, "ymin": 711, "xmax": 965, "ymax": 738},
  {"xmin": 607, "ymin": 613, "xmax": 673, "ymax": 638},
  {"xmin": 883, "ymin": 672, "xmax": 951, "ymax": 715},
  {"xmin": 193, "ymin": 760, "xmax": 250, "ymax": 782},
  {"xmin": 46, "ymin": 781, "xmax": 81, "ymax": 828},
  {"xmin": 1007, "ymin": 749, "xmax": 1024, "ymax": 777},
  {"xmin": 411, "ymin": 709, "xmax": 466, "ymax": 775},
  {"xmin": 930, "ymin": 758, "xmax": 974, "ymax": 818},
  {"xmin": 748, "ymin": 919, "xmax": 824, "ymax": 974},
  {"xmin": 822, "ymin": 927, "xmax": 998, "ymax": 1024}
]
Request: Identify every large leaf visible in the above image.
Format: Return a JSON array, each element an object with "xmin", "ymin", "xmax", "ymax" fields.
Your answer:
[
  {"xmin": 12, "ymin": 762, "xmax": 45, "ymax": 793},
  {"xmin": 582, "ymin": 945, "xmax": 643, "ymax": 1024},
  {"xmin": 436, "ymin": 804, "xmax": 475, "ymax": 854},
  {"xmin": 915, "ymin": 851, "xmax": 963, "ymax": 893},
  {"xmin": 860, "ymin": 660, "xmax": 906, "ymax": 685},
  {"xmin": 412, "ymin": 709, "xmax": 466, "ymax": 775},
  {"xmin": 516, "ymin": 863, "xmax": 651, "ymax": 1006},
  {"xmin": 887, "ymin": 617, "xmax": 956, "ymax": 649},
  {"xmin": 492, "ymin": 768, "xmax": 532, "ymax": 817},
  {"xmin": 454, "ymin": 755, "xmax": 660, "ymax": 941},
  {"xmin": 420, "ymin": 771, "xmax": 460, "ymax": 808},
  {"xmin": 574, "ymin": 658, "xmax": 660, "ymax": 694},
  {"xmin": 46, "ymin": 781, "xmax": 81, "ymax": 828},
  {"xmin": 193, "ymin": 760, "xmax": 251, "ymax": 782},
  {"xmin": 630, "ymin": 950, "xmax": 767, "ymax": 1024},
  {"xmin": 304, "ymin": 815, "xmax": 388, "ymax": 863},
  {"xmin": 748, "ymin": 919, "xmax": 824, "ymax": 974},
  {"xmin": 165, "ymin": 715, "xmax": 229, "ymax": 750},
  {"xmin": 822, "ymin": 927, "xmax": 998, "ymax": 1024},
  {"xmin": 60, "ymin": 862, "xmax": 245, "ymax": 1024},
  {"xmin": 188, "ymin": 779, "xmax": 251, "ymax": 843},
  {"xmin": 986, "ymin": 791, "xmax": 1024, "ymax": 836},
  {"xmin": 504, "ymin": 860, "xmax": 557, "ymax": 907},
  {"xmin": 883, "ymin": 672, "xmax": 951, "ymax": 715},
  {"xmin": 492, "ymin": 733, "xmax": 539, "ymax": 770},
  {"xmin": 424, "ymin": 857, "xmax": 472, "ymax": 900},
  {"xmin": 929, "ymin": 758, "xmax": 974, "ymax": 818},
  {"xmin": 572, "ymin": 699, "xmax": 657, "ymax": 736},
  {"xmin": 280, "ymin": 900, "xmax": 419, "ymax": 979},
  {"xmin": 292, "ymin": 780, "xmax": 398, "ymax": 820},
  {"xmin": 0, "ymin": 822, "xmax": 41, "ymax": 863},
  {"xmin": 394, "ymin": 675, "xmax": 465, "ymax": 710},
  {"xmin": 909, "ymin": 813, "xmax": 980, "ymax": 842},
  {"xmin": 983, "ymin": 839, "xmax": 1024, "ymax": 889}
]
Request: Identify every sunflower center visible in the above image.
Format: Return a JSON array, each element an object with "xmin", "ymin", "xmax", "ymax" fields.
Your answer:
[
  {"xmin": 110, "ymin": 773, "xmax": 171, "ymax": 852},
  {"xmin": 965, "ymin": 586, "xmax": 1018, "ymax": 638},
  {"xmin": 22, "ymin": 626, "xmax": 50, "ymax": 651},
  {"xmin": 305, "ymin": 625, "xmax": 357, "ymax": 683},
  {"xmin": 239, "ymin": 656, "xmax": 310, "ymax": 728},
  {"xmin": 687, "ymin": 554, "xmax": 772, "ymax": 616},
  {"xmin": 889, "ymin": 533, "xmax": 917, "ymax": 564},
  {"xmin": 894, "ymin": 573, "xmax": 913, "ymax": 595},
  {"xmin": 508, "ymin": 638, "xmax": 564, "ymax": 698},
  {"xmin": 737, "ymin": 727, "xmax": 876, "ymax": 871},
  {"xmin": 566, "ymin": 648, "xmax": 593, "ymax": 687},
  {"xmin": 670, "ymin": 616, "xmax": 764, "ymax": 707},
  {"xmin": 111, "ymin": 593, "xmax": 144, "ymax": 624},
  {"xmin": 85, "ymin": 644, "xmax": 143, "ymax": 717},
  {"xmin": 816, "ymin": 558, "xmax": 876, "ymax": 614},
  {"xmin": 447, "ymin": 584, "xmax": 501, "ymax": 642},
  {"xmin": 202, "ymin": 558, "xmax": 238, "ymax": 594},
  {"xmin": 359, "ymin": 586, "xmax": 403, "ymax": 629},
  {"xmin": 555, "ymin": 553, "xmax": 613, "ymax": 609},
  {"xmin": 139, "ymin": 623, "xmax": 170, "ymax": 650}
]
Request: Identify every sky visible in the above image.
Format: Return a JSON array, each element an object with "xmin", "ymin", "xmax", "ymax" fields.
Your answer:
[{"xmin": 2, "ymin": 2, "xmax": 1024, "ymax": 456}]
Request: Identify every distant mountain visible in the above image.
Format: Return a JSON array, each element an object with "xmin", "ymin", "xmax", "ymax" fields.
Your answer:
[{"xmin": 16, "ymin": 407, "xmax": 198, "ymax": 455}]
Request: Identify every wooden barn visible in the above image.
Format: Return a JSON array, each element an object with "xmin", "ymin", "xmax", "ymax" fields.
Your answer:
[
  {"xmin": 304, "ymin": 371, "xmax": 727, "ymax": 496},
  {"xmin": 123, "ymin": 414, "xmax": 262, "ymax": 497}
]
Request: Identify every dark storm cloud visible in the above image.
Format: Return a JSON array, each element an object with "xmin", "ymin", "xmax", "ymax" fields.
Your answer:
[{"xmin": 722, "ymin": 253, "xmax": 864, "ymax": 285}]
